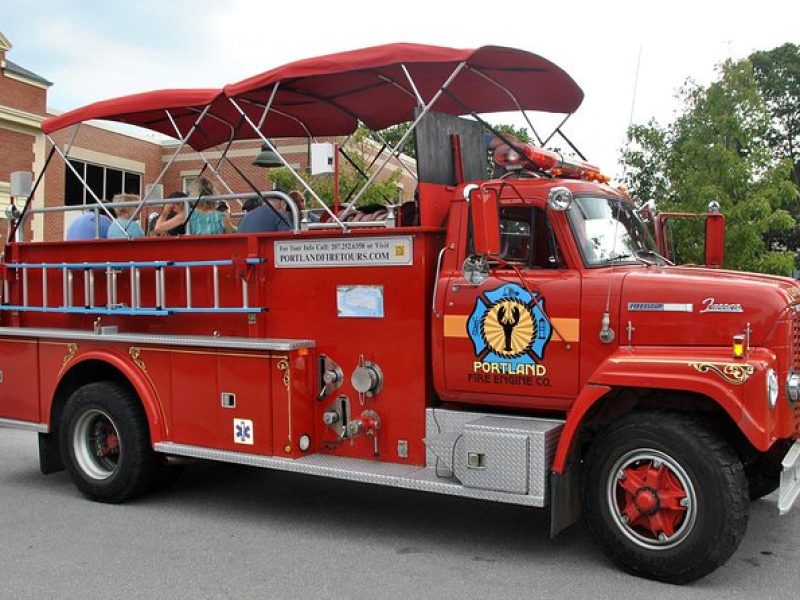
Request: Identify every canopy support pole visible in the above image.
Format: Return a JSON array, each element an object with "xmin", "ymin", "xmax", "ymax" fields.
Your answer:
[
  {"xmin": 9, "ymin": 144, "xmax": 57, "ymax": 243},
  {"xmin": 48, "ymin": 134, "xmax": 130, "ymax": 240},
  {"xmin": 401, "ymin": 64, "xmax": 424, "ymax": 106},
  {"xmin": 543, "ymin": 114, "xmax": 572, "ymax": 146},
  {"xmin": 63, "ymin": 123, "xmax": 82, "ymax": 160},
  {"xmin": 339, "ymin": 145, "xmax": 395, "ymax": 206},
  {"xmin": 346, "ymin": 60, "xmax": 467, "ymax": 209},
  {"xmin": 371, "ymin": 130, "xmax": 418, "ymax": 181},
  {"xmin": 466, "ymin": 66, "xmax": 543, "ymax": 146},
  {"xmin": 257, "ymin": 83, "xmax": 280, "ymax": 130},
  {"xmin": 128, "ymin": 104, "xmax": 212, "ymax": 225},
  {"xmin": 239, "ymin": 97, "xmax": 315, "ymax": 140},
  {"xmin": 165, "ymin": 110, "xmax": 234, "ymax": 195},
  {"xmin": 553, "ymin": 125, "xmax": 586, "ymax": 162},
  {"xmin": 228, "ymin": 97, "xmax": 347, "ymax": 230}
]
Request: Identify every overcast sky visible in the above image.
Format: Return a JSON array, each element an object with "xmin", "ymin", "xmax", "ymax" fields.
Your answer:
[{"xmin": 2, "ymin": 0, "xmax": 796, "ymax": 180}]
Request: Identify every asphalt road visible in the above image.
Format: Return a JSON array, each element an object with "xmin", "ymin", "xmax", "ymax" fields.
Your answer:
[{"xmin": 1, "ymin": 429, "xmax": 797, "ymax": 599}]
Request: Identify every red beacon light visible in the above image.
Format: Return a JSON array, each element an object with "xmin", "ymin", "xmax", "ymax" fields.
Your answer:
[{"xmin": 494, "ymin": 142, "xmax": 610, "ymax": 183}]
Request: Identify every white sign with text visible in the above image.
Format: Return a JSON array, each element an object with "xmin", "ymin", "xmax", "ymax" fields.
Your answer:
[{"xmin": 274, "ymin": 236, "xmax": 413, "ymax": 268}]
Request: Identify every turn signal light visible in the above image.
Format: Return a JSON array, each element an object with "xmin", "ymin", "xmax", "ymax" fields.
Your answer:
[{"xmin": 732, "ymin": 334, "xmax": 746, "ymax": 358}]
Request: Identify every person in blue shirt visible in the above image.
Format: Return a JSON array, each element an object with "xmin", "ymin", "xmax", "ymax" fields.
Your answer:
[
  {"xmin": 66, "ymin": 207, "xmax": 112, "ymax": 240},
  {"xmin": 238, "ymin": 197, "xmax": 292, "ymax": 233},
  {"xmin": 107, "ymin": 193, "xmax": 145, "ymax": 239}
]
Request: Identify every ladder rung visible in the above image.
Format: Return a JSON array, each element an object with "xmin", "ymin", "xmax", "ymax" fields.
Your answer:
[{"xmin": 2, "ymin": 257, "xmax": 264, "ymax": 315}]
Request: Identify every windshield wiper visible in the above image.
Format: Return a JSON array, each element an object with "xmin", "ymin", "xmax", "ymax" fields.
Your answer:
[
  {"xmin": 608, "ymin": 253, "xmax": 653, "ymax": 266},
  {"xmin": 635, "ymin": 249, "xmax": 674, "ymax": 266}
]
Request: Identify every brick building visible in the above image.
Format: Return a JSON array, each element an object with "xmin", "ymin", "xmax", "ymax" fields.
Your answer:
[
  {"xmin": 0, "ymin": 31, "xmax": 415, "ymax": 243},
  {"xmin": 0, "ymin": 31, "xmax": 49, "ymax": 242}
]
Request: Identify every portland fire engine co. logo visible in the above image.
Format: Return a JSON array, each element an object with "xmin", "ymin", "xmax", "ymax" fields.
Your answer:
[{"xmin": 467, "ymin": 284, "xmax": 552, "ymax": 380}]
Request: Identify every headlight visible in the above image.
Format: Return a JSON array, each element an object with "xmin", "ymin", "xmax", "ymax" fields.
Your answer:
[
  {"xmin": 787, "ymin": 370, "xmax": 800, "ymax": 403},
  {"xmin": 767, "ymin": 368, "xmax": 779, "ymax": 410}
]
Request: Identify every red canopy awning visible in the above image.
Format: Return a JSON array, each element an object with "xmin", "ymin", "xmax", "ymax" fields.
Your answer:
[
  {"xmin": 42, "ymin": 43, "xmax": 584, "ymax": 150},
  {"xmin": 225, "ymin": 43, "xmax": 583, "ymax": 135},
  {"xmin": 41, "ymin": 89, "xmax": 247, "ymax": 151}
]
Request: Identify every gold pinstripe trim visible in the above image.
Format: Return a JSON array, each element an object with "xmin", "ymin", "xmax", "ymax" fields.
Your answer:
[
  {"xmin": 277, "ymin": 359, "xmax": 292, "ymax": 443},
  {"xmin": 138, "ymin": 347, "xmax": 287, "ymax": 360}
]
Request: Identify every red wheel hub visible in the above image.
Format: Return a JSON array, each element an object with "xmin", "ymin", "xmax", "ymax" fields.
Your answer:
[
  {"xmin": 94, "ymin": 420, "xmax": 120, "ymax": 457},
  {"xmin": 617, "ymin": 461, "xmax": 688, "ymax": 539},
  {"xmin": 633, "ymin": 488, "xmax": 659, "ymax": 515}
]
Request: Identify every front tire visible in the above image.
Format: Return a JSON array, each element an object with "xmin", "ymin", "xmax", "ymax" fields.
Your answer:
[
  {"xmin": 582, "ymin": 411, "xmax": 749, "ymax": 584},
  {"xmin": 60, "ymin": 381, "xmax": 158, "ymax": 503}
]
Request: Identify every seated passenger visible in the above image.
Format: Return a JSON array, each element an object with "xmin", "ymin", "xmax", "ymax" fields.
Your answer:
[
  {"xmin": 107, "ymin": 193, "xmax": 145, "ymax": 238},
  {"xmin": 151, "ymin": 191, "xmax": 188, "ymax": 236},
  {"xmin": 289, "ymin": 190, "xmax": 319, "ymax": 223},
  {"xmin": 188, "ymin": 177, "xmax": 233, "ymax": 234},
  {"xmin": 241, "ymin": 197, "xmax": 263, "ymax": 213},
  {"xmin": 238, "ymin": 197, "xmax": 291, "ymax": 233},
  {"xmin": 66, "ymin": 206, "xmax": 112, "ymax": 240}
]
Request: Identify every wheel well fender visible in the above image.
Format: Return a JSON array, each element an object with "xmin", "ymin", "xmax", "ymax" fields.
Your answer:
[
  {"xmin": 48, "ymin": 353, "xmax": 166, "ymax": 443},
  {"xmin": 552, "ymin": 385, "xmax": 761, "ymax": 474}
]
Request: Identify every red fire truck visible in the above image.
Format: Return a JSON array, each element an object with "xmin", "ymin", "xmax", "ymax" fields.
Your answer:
[{"xmin": 1, "ymin": 44, "xmax": 798, "ymax": 584}]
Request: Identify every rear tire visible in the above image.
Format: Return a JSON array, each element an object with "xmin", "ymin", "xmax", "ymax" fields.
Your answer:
[
  {"xmin": 60, "ymin": 381, "xmax": 158, "ymax": 503},
  {"xmin": 582, "ymin": 411, "xmax": 749, "ymax": 584}
]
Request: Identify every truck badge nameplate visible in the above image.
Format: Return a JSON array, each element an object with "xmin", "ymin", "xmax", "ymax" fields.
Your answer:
[
  {"xmin": 467, "ymin": 283, "xmax": 552, "ymax": 382},
  {"xmin": 274, "ymin": 236, "xmax": 413, "ymax": 268},
  {"xmin": 627, "ymin": 303, "xmax": 694, "ymax": 312},
  {"xmin": 699, "ymin": 297, "xmax": 744, "ymax": 313},
  {"xmin": 234, "ymin": 419, "xmax": 254, "ymax": 445}
]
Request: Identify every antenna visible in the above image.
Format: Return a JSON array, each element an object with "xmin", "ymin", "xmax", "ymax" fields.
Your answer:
[
  {"xmin": 620, "ymin": 43, "xmax": 643, "ymax": 184},
  {"xmin": 598, "ymin": 44, "xmax": 644, "ymax": 345},
  {"xmin": 628, "ymin": 44, "xmax": 643, "ymax": 130}
]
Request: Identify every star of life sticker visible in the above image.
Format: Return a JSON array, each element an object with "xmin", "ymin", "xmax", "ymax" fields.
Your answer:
[
  {"xmin": 234, "ymin": 419, "xmax": 254, "ymax": 445},
  {"xmin": 467, "ymin": 283, "xmax": 552, "ymax": 368}
]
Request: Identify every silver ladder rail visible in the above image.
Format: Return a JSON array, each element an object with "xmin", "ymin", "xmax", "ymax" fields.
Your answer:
[{"xmin": 0, "ymin": 258, "xmax": 264, "ymax": 315}]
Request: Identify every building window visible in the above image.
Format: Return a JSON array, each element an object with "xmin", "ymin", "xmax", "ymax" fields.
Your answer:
[
  {"xmin": 64, "ymin": 159, "xmax": 142, "ymax": 205},
  {"xmin": 182, "ymin": 175, "xmax": 198, "ymax": 194}
]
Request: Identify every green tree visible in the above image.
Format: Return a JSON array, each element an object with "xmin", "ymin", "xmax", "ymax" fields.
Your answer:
[
  {"xmin": 621, "ymin": 58, "xmax": 796, "ymax": 274},
  {"xmin": 490, "ymin": 123, "xmax": 532, "ymax": 144},
  {"xmin": 750, "ymin": 43, "xmax": 800, "ymax": 253},
  {"xmin": 378, "ymin": 122, "xmax": 414, "ymax": 158},
  {"xmin": 750, "ymin": 43, "xmax": 800, "ymax": 188}
]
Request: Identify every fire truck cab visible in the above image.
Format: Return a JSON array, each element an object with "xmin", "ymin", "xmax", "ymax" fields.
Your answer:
[{"xmin": 1, "ymin": 43, "xmax": 799, "ymax": 584}]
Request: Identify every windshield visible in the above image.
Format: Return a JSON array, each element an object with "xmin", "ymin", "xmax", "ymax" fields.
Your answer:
[{"xmin": 567, "ymin": 196, "xmax": 657, "ymax": 267}]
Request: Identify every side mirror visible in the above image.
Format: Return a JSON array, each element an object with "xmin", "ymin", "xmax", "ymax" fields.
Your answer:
[
  {"xmin": 467, "ymin": 185, "xmax": 500, "ymax": 256},
  {"xmin": 462, "ymin": 255, "xmax": 490, "ymax": 285},
  {"xmin": 704, "ymin": 212, "xmax": 725, "ymax": 268}
]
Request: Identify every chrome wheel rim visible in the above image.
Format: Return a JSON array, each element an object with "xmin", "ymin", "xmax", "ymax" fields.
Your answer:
[
  {"xmin": 72, "ymin": 408, "xmax": 121, "ymax": 480},
  {"xmin": 606, "ymin": 448, "xmax": 697, "ymax": 550}
]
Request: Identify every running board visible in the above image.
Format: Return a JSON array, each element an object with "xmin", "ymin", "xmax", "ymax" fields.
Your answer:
[
  {"xmin": 0, "ymin": 417, "xmax": 48, "ymax": 433},
  {"xmin": 154, "ymin": 442, "xmax": 547, "ymax": 507}
]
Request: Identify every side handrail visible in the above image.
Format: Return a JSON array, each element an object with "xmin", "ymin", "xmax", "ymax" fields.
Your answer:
[{"xmin": 14, "ymin": 191, "xmax": 301, "ymax": 240}]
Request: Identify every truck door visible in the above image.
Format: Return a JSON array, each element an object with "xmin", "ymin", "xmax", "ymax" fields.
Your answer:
[{"xmin": 441, "ymin": 204, "xmax": 580, "ymax": 408}]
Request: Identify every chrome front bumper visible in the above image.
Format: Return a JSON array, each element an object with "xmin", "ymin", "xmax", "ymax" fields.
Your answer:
[{"xmin": 778, "ymin": 440, "xmax": 800, "ymax": 515}]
